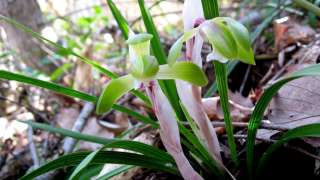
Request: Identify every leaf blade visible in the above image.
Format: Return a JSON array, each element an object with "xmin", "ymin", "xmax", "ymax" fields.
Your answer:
[
  {"xmin": 246, "ymin": 64, "xmax": 320, "ymax": 177},
  {"xmin": 20, "ymin": 151, "xmax": 179, "ymax": 180}
]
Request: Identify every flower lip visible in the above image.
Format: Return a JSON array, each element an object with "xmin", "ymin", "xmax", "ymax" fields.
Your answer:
[{"xmin": 126, "ymin": 33, "xmax": 153, "ymax": 45}]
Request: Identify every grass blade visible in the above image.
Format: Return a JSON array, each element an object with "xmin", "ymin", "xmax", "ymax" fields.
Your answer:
[
  {"xmin": 256, "ymin": 124, "xmax": 320, "ymax": 176},
  {"xmin": 178, "ymin": 122, "xmax": 227, "ymax": 179},
  {"xmin": 0, "ymin": 70, "xmax": 153, "ymax": 124},
  {"xmin": 20, "ymin": 151, "xmax": 179, "ymax": 180},
  {"xmin": 69, "ymin": 149, "xmax": 102, "ymax": 180},
  {"xmin": 106, "ymin": 0, "xmax": 130, "ymax": 39},
  {"xmin": 213, "ymin": 61, "xmax": 238, "ymax": 165},
  {"xmin": 246, "ymin": 64, "xmax": 320, "ymax": 177},
  {"xmin": 0, "ymin": 70, "xmax": 96, "ymax": 102},
  {"xmin": 112, "ymin": 104, "xmax": 158, "ymax": 127},
  {"xmin": 293, "ymin": 0, "xmax": 320, "ymax": 17},
  {"xmin": 96, "ymin": 165, "xmax": 135, "ymax": 180},
  {"xmin": 0, "ymin": 15, "xmax": 116, "ymax": 78},
  {"xmin": 201, "ymin": 0, "xmax": 239, "ymax": 165},
  {"xmin": 20, "ymin": 121, "xmax": 173, "ymax": 163}
]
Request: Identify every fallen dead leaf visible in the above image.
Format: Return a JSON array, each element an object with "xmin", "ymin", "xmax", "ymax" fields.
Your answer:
[
  {"xmin": 274, "ymin": 17, "xmax": 315, "ymax": 51},
  {"xmin": 202, "ymin": 97, "xmax": 252, "ymax": 122},
  {"xmin": 268, "ymin": 64, "xmax": 320, "ymax": 147}
]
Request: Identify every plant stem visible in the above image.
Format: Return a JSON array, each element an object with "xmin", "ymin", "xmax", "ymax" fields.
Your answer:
[{"xmin": 213, "ymin": 61, "xmax": 239, "ymax": 165}]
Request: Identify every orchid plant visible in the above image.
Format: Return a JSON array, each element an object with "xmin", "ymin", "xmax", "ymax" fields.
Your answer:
[{"xmin": 2, "ymin": 0, "xmax": 320, "ymax": 180}]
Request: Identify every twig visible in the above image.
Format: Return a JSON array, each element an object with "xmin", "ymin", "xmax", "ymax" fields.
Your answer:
[
  {"xmin": 62, "ymin": 102, "xmax": 95, "ymax": 153},
  {"xmin": 130, "ymin": 10, "xmax": 181, "ymax": 26},
  {"xmin": 28, "ymin": 127, "xmax": 40, "ymax": 168},
  {"xmin": 183, "ymin": 121, "xmax": 289, "ymax": 131},
  {"xmin": 225, "ymin": 134, "xmax": 276, "ymax": 143},
  {"xmin": 210, "ymin": 121, "xmax": 289, "ymax": 131},
  {"xmin": 286, "ymin": 144, "xmax": 320, "ymax": 161},
  {"xmin": 239, "ymin": 65, "xmax": 251, "ymax": 94}
]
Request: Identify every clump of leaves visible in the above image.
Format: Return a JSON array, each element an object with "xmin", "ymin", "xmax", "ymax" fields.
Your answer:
[{"xmin": 1, "ymin": 0, "xmax": 320, "ymax": 180}]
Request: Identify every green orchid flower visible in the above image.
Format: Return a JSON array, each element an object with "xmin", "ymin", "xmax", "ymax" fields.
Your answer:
[
  {"xmin": 96, "ymin": 33, "xmax": 208, "ymax": 114},
  {"xmin": 168, "ymin": 17, "xmax": 255, "ymax": 65}
]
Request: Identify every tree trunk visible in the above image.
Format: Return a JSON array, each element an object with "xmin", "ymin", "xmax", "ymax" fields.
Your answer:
[{"xmin": 0, "ymin": 0, "xmax": 56, "ymax": 74}]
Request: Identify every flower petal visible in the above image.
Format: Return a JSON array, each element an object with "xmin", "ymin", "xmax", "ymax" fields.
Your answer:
[
  {"xmin": 214, "ymin": 17, "xmax": 255, "ymax": 64},
  {"xmin": 96, "ymin": 75, "xmax": 136, "ymax": 114},
  {"xmin": 156, "ymin": 62, "xmax": 208, "ymax": 86},
  {"xmin": 183, "ymin": 0, "xmax": 204, "ymax": 31},
  {"xmin": 200, "ymin": 20, "xmax": 238, "ymax": 60},
  {"xmin": 167, "ymin": 28, "xmax": 199, "ymax": 66}
]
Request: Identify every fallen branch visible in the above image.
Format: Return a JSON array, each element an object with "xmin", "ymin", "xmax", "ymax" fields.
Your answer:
[
  {"xmin": 28, "ymin": 127, "xmax": 40, "ymax": 168},
  {"xmin": 62, "ymin": 102, "xmax": 95, "ymax": 154}
]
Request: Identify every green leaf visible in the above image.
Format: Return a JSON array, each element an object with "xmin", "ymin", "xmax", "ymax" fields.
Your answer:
[
  {"xmin": 77, "ymin": 165, "xmax": 103, "ymax": 180},
  {"xmin": 50, "ymin": 63, "xmax": 73, "ymax": 81},
  {"xmin": 1, "ymin": 70, "xmax": 153, "ymax": 125},
  {"xmin": 213, "ymin": 61, "xmax": 238, "ymax": 165},
  {"xmin": 246, "ymin": 64, "xmax": 320, "ymax": 177},
  {"xmin": 156, "ymin": 62, "xmax": 208, "ymax": 86},
  {"xmin": 112, "ymin": 104, "xmax": 158, "ymax": 127},
  {"xmin": 20, "ymin": 121, "xmax": 173, "ymax": 162},
  {"xmin": 0, "ymin": 15, "xmax": 116, "ymax": 79},
  {"xmin": 168, "ymin": 28, "xmax": 199, "ymax": 66},
  {"xmin": 106, "ymin": 0, "xmax": 130, "ymax": 39},
  {"xmin": 0, "ymin": 70, "xmax": 97, "ymax": 102},
  {"xmin": 69, "ymin": 149, "xmax": 102, "ymax": 180},
  {"xmin": 201, "ymin": 0, "xmax": 219, "ymax": 19},
  {"xmin": 96, "ymin": 165, "xmax": 135, "ymax": 180},
  {"xmin": 20, "ymin": 151, "xmax": 179, "ymax": 180},
  {"xmin": 293, "ymin": 0, "xmax": 320, "ymax": 17},
  {"xmin": 96, "ymin": 75, "xmax": 136, "ymax": 114},
  {"xmin": 177, "ymin": 122, "xmax": 227, "ymax": 179},
  {"xmin": 256, "ymin": 124, "xmax": 320, "ymax": 176}
]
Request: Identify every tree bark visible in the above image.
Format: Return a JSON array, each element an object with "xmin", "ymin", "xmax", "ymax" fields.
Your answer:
[{"xmin": 0, "ymin": 0, "xmax": 56, "ymax": 74}]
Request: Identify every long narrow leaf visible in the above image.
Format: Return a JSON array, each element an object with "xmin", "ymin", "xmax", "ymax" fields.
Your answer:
[
  {"xmin": 0, "ymin": 15, "xmax": 116, "ymax": 78},
  {"xmin": 0, "ymin": 70, "xmax": 153, "ymax": 124},
  {"xmin": 256, "ymin": 124, "xmax": 320, "ymax": 176},
  {"xmin": 213, "ymin": 61, "xmax": 238, "ymax": 165},
  {"xmin": 246, "ymin": 64, "xmax": 320, "ymax": 177},
  {"xmin": 69, "ymin": 149, "xmax": 102, "ymax": 180},
  {"xmin": 0, "ymin": 70, "xmax": 96, "ymax": 102},
  {"xmin": 97, "ymin": 165, "xmax": 135, "ymax": 180},
  {"xmin": 20, "ymin": 151, "xmax": 179, "ymax": 180},
  {"xmin": 201, "ymin": 0, "xmax": 239, "ymax": 166},
  {"xmin": 20, "ymin": 121, "xmax": 173, "ymax": 163},
  {"xmin": 106, "ymin": 0, "xmax": 130, "ymax": 39}
]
